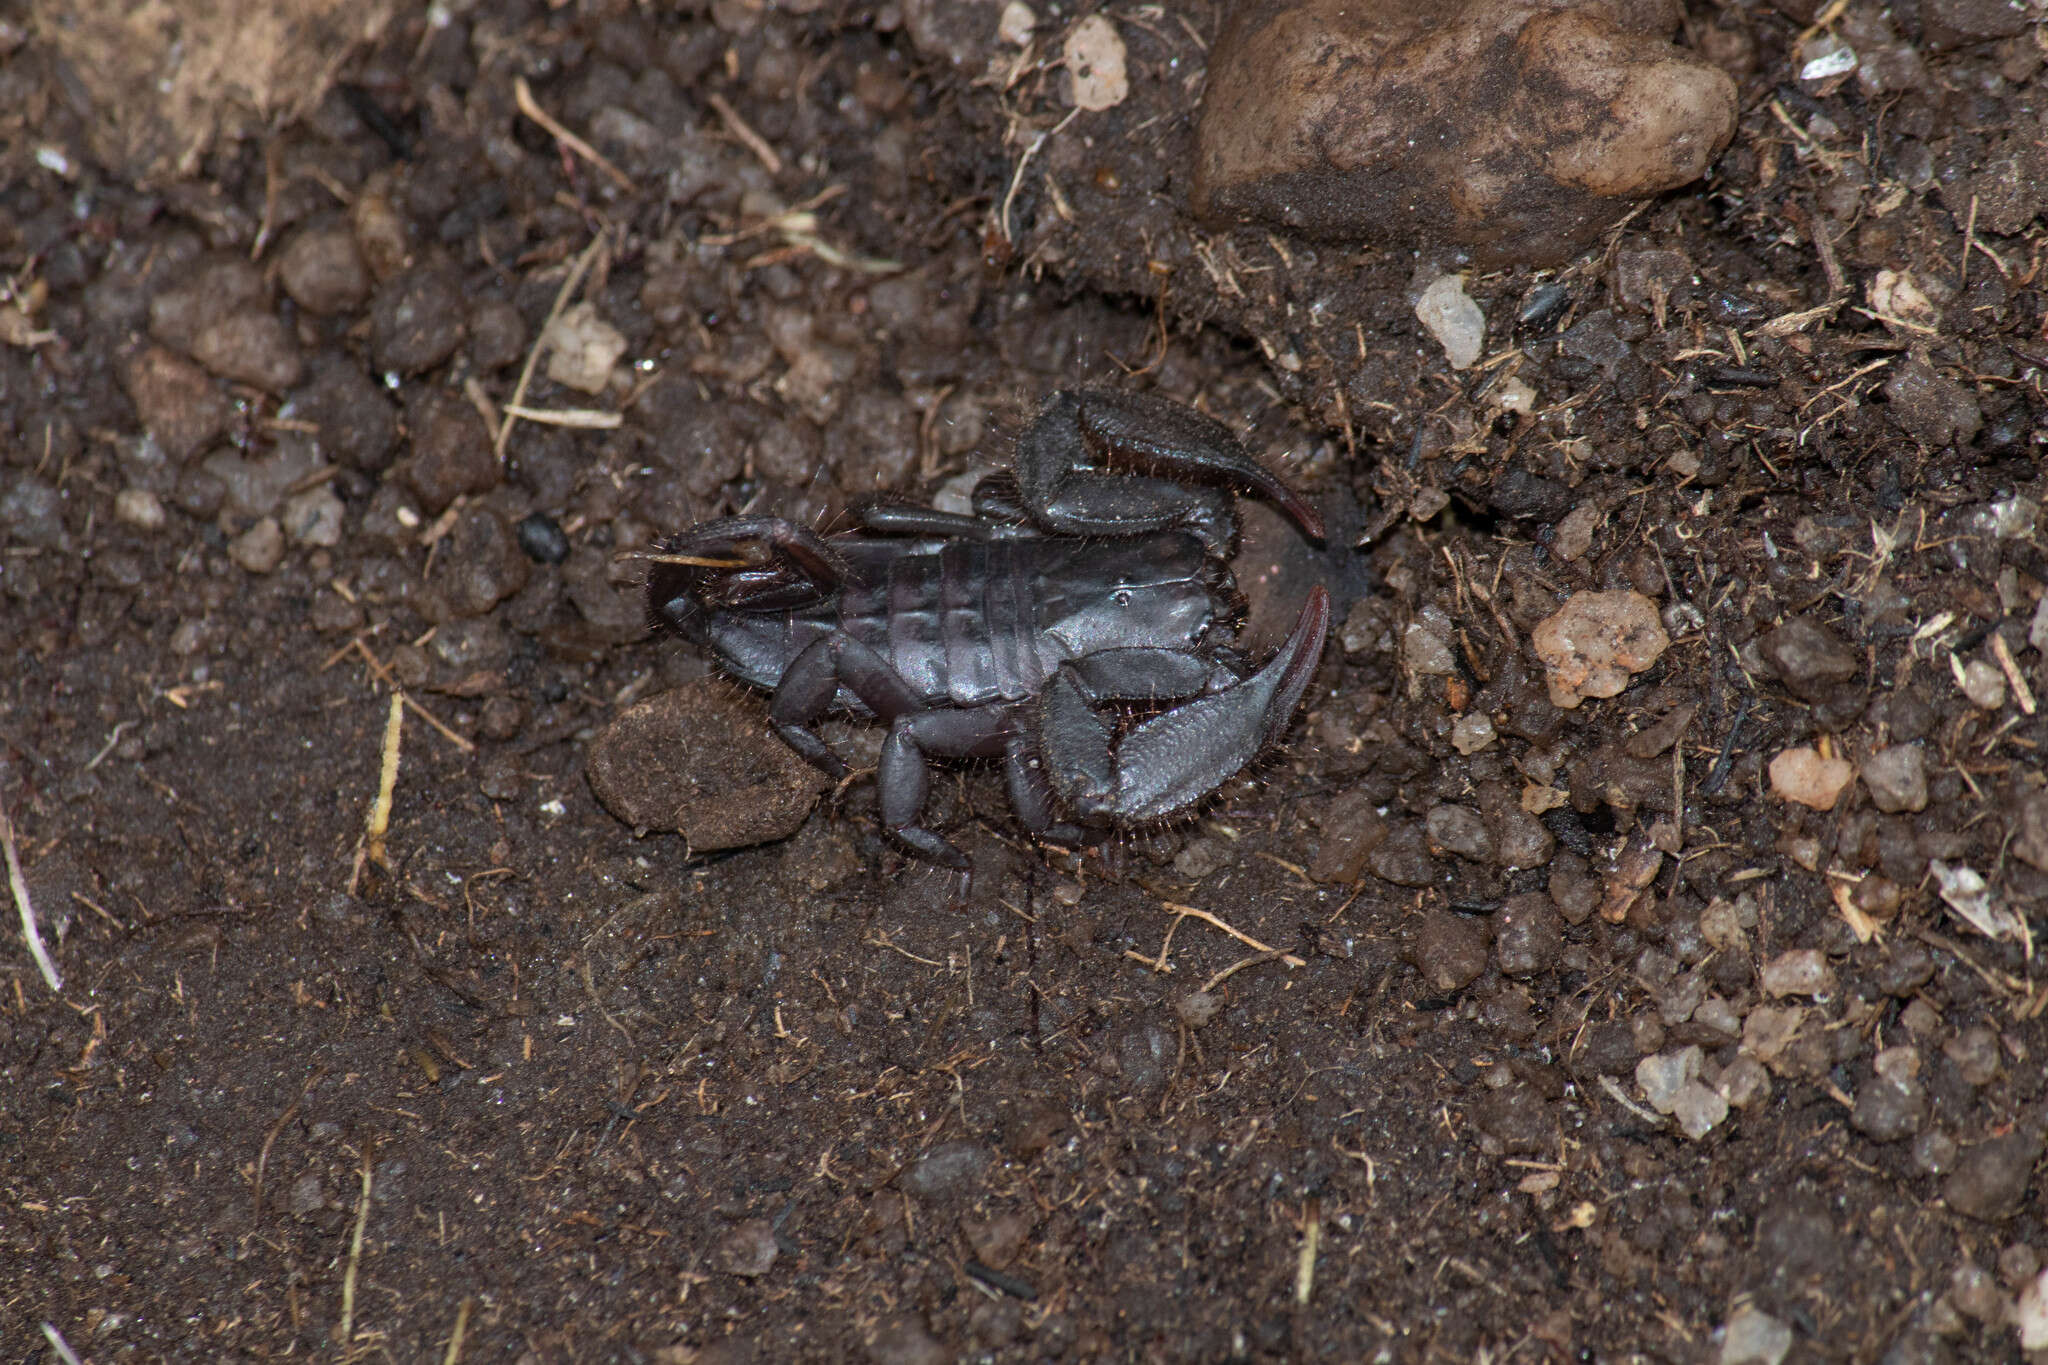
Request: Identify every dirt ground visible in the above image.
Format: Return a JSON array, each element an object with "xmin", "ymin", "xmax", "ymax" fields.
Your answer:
[{"xmin": 4, "ymin": 2, "xmax": 2048, "ymax": 1361}]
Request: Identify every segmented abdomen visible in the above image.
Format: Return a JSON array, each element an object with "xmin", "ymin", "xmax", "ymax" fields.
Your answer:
[{"xmin": 834, "ymin": 541, "xmax": 1048, "ymax": 707}]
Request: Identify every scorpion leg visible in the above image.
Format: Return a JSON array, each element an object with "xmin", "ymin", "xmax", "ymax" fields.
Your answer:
[
  {"xmin": 1036, "ymin": 587, "xmax": 1330, "ymax": 825},
  {"xmin": 850, "ymin": 501, "xmax": 999, "ymax": 540},
  {"xmin": 769, "ymin": 632, "xmax": 925, "ymax": 778},
  {"xmin": 1013, "ymin": 390, "xmax": 1325, "ymax": 554},
  {"xmin": 878, "ymin": 706, "xmax": 1012, "ymax": 870},
  {"xmin": 1003, "ymin": 732, "xmax": 1103, "ymax": 849}
]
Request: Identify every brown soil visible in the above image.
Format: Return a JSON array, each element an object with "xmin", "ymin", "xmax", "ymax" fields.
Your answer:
[{"xmin": 3, "ymin": 3, "xmax": 2046, "ymax": 1362}]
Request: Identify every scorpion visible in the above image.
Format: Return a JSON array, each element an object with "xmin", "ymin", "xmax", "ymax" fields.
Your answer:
[{"xmin": 645, "ymin": 388, "xmax": 1332, "ymax": 873}]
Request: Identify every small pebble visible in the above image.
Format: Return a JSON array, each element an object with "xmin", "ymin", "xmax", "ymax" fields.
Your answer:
[
  {"xmin": 113, "ymin": 486, "xmax": 167, "ymax": 531},
  {"xmin": 1740, "ymin": 1005, "xmax": 1806, "ymax": 1067},
  {"xmin": 1450, "ymin": 712, "xmax": 1496, "ymax": 754},
  {"xmin": 866, "ymin": 1316, "xmax": 949, "ymax": 1365},
  {"xmin": 370, "ymin": 264, "xmax": 469, "ymax": 376},
  {"xmin": 711, "ymin": 1219, "xmax": 778, "ymax": 1278},
  {"xmin": 1851, "ymin": 1050, "xmax": 1927, "ymax": 1143},
  {"xmin": 1716, "ymin": 1055, "xmax": 1770, "ymax": 1109},
  {"xmin": 1636, "ymin": 1046, "xmax": 1701, "ymax": 1114},
  {"xmin": 191, "ymin": 310, "xmax": 303, "ymax": 392},
  {"xmin": 1949, "ymin": 1262, "xmax": 2007, "ymax": 1322},
  {"xmin": 1402, "ymin": 621, "xmax": 1456, "ymax": 675},
  {"xmin": 1859, "ymin": 743, "xmax": 1927, "ymax": 813},
  {"xmin": 1415, "ymin": 274, "xmax": 1485, "ymax": 370},
  {"xmin": 287, "ymin": 1172, "xmax": 326, "ymax": 1216},
  {"xmin": 2019, "ymin": 1269, "xmax": 2048, "ymax": 1351},
  {"xmin": 282, "ymin": 486, "xmax": 345, "ymax": 547},
  {"xmin": 1959, "ymin": 658, "xmax": 2006, "ymax": 710},
  {"xmin": 2013, "ymin": 792, "xmax": 2048, "ymax": 873},
  {"xmin": 900, "ymin": 1141, "xmax": 991, "ymax": 1199},
  {"xmin": 121, "ymin": 345, "xmax": 230, "ymax": 460},
  {"xmin": 1944, "ymin": 1026, "xmax": 2001, "ymax": 1087},
  {"xmin": 1943, "ymin": 1132, "xmax": 2043, "ymax": 1222},
  {"xmin": 229, "ymin": 517, "xmax": 285, "ymax": 574},
  {"xmin": 1768, "ymin": 746, "xmax": 1854, "ymax": 810},
  {"xmin": 1426, "ymin": 804, "xmax": 1493, "ymax": 863},
  {"xmin": 1913, "ymin": 1127, "xmax": 1959, "ymax": 1176},
  {"xmin": 1493, "ymin": 894, "xmax": 1560, "ymax": 977},
  {"xmin": 1758, "ymin": 948, "xmax": 1836, "ymax": 999},
  {"xmin": 1670, "ymin": 1082, "xmax": 1729, "ymax": 1140},
  {"xmin": 1406, "ymin": 910, "xmax": 1488, "ymax": 993},
  {"xmin": 1759, "ymin": 616, "xmax": 1859, "ymax": 697},
  {"xmin": 277, "ymin": 223, "xmax": 370, "ymax": 315},
  {"xmin": 1718, "ymin": 1305, "xmax": 1791, "ymax": 1365},
  {"xmin": 2, "ymin": 476, "xmax": 70, "ymax": 550},
  {"xmin": 1171, "ymin": 836, "xmax": 1227, "ymax": 882}
]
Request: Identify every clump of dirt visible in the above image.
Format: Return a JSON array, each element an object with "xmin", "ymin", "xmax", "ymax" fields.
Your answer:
[{"xmin": 2, "ymin": 2, "xmax": 2046, "ymax": 1362}]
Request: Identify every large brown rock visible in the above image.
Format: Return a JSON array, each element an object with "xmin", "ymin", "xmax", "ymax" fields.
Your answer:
[
  {"xmin": 1192, "ymin": 0, "xmax": 1738, "ymax": 264},
  {"xmin": 586, "ymin": 681, "xmax": 830, "ymax": 853}
]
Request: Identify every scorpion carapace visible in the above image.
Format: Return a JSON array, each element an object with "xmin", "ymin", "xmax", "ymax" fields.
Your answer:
[{"xmin": 646, "ymin": 388, "xmax": 1331, "ymax": 872}]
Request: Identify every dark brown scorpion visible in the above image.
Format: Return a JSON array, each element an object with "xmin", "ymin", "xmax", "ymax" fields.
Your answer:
[{"xmin": 645, "ymin": 389, "xmax": 1331, "ymax": 872}]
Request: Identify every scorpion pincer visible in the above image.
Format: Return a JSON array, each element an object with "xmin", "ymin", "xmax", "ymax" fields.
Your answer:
[{"xmin": 645, "ymin": 388, "xmax": 1331, "ymax": 873}]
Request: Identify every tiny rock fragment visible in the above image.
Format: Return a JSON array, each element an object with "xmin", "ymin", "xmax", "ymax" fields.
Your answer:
[
  {"xmin": 1598, "ymin": 837, "xmax": 1662, "ymax": 924},
  {"xmin": 1175, "ymin": 990, "xmax": 1221, "ymax": 1029},
  {"xmin": 585, "ymin": 680, "xmax": 830, "ymax": 851},
  {"xmin": 1929, "ymin": 860, "xmax": 2025, "ymax": 942},
  {"xmin": 1531, "ymin": 591, "xmax": 1669, "ymax": 708},
  {"xmin": 1635, "ymin": 1046, "xmax": 1700, "ymax": 1114},
  {"xmin": 1942, "ymin": 1131, "xmax": 2043, "ymax": 1222},
  {"xmin": 1740, "ymin": 1006, "xmax": 1805, "ymax": 1070},
  {"xmin": 712, "ymin": 1219, "xmax": 779, "ymax": 1278},
  {"xmin": 1859, "ymin": 744, "xmax": 1927, "ymax": 813},
  {"xmin": 1450, "ymin": 712, "xmax": 1496, "ymax": 755},
  {"xmin": 1310, "ymin": 788, "xmax": 1387, "ymax": 883},
  {"xmin": 1867, "ymin": 268, "xmax": 1940, "ymax": 332},
  {"xmin": 1958, "ymin": 657, "xmax": 2006, "ymax": 710},
  {"xmin": 1758, "ymin": 948, "xmax": 1836, "ymax": 999},
  {"xmin": 1852, "ymin": 1052, "xmax": 1927, "ymax": 1144},
  {"xmin": 1402, "ymin": 620, "xmax": 1458, "ymax": 676},
  {"xmin": 543, "ymin": 302, "xmax": 629, "ymax": 395},
  {"xmin": 1670, "ymin": 1081, "xmax": 1729, "ymax": 1140},
  {"xmin": 1415, "ymin": 275, "xmax": 1485, "ymax": 370},
  {"xmin": 228, "ymin": 517, "xmax": 286, "ymax": 574},
  {"xmin": 2018, "ymin": 1269, "xmax": 2048, "ymax": 1351},
  {"xmin": 1716, "ymin": 1055, "xmax": 1770, "ymax": 1109},
  {"xmin": 900, "ymin": 1141, "xmax": 993, "ymax": 1199},
  {"xmin": 113, "ymin": 486, "xmax": 167, "ymax": 532},
  {"xmin": 2015, "ymin": 792, "xmax": 2048, "ymax": 873},
  {"xmin": 1718, "ymin": 1306, "xmax": 1792, "ymax": 1365},
  {"xmin": 121, "ymin": 344, "xmax": 230, "ymax": 460},
  {"xmin": 1768, "ymin": 747, "xmax": 1854, "ymax": 811},
  {"xmin": 998, "ymin": 1, "xmax": 1036, "ymax": 46},
  {"xmin": 1406, "ymin": 910, "xmax": 1488, "ymax": 993},
  {"xmin": 1062, "ymin": 14, "xmax": 1128, "ymax": 111},
  {"xmin": 1758, "ymin": 616, "xmax": 1859, "ymax": 700},
  {"xmin": 1553, "ymin": 502, "xmax": 1601, "ymax": 561}
]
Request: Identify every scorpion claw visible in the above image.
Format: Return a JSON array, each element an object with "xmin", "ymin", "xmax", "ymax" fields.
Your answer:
[{"xmin": 1040, "ymin": 587, "xmax": 1330, "ymax": 824}]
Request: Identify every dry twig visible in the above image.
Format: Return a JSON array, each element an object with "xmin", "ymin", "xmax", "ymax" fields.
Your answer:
[
  {"xmin": 2, "ymin": 794, "xmax": 60, "ymax": 993},
  {"xmin": 513, "ymin": 76, "xmax": 634, "ymax": 192}
]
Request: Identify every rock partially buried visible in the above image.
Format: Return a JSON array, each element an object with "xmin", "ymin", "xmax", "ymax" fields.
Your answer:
[
  {"xmin": 586, "ymin": 680, "xmax": 830, "ymax": 852},
  {"xmin": 1192, "ymin": 0, "xmax": 1738, "ymax": 264}
]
